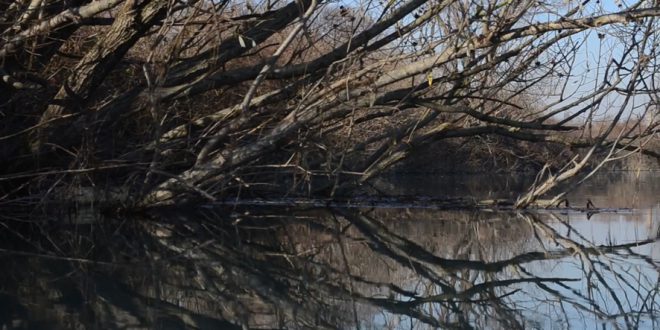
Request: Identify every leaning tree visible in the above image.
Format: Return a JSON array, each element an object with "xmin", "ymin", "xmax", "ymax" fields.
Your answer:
[{"xmin": 1, "ymin": 0, "xmax": 659, "ymax": 207}]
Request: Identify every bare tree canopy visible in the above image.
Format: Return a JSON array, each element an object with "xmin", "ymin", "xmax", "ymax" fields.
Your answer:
[{"xmin": 1, "ymin": 0, "xmax": 659, "ymax": 207}]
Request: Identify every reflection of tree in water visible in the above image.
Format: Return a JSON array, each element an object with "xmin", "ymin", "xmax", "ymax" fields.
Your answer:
[{"xmin": 0, "ymin": 208, "xmax": 659, "ymax": 329}]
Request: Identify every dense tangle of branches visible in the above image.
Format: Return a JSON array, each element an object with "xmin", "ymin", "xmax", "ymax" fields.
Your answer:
[{"xmin": 1, "ymin": 0, "xmax": 659, "ymax": 207}]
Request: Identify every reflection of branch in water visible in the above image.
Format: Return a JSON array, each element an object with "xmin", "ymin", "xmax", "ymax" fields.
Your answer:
[
  {"xmin": 1, "ymin": 207, "xmax": 659, "ymax": 329},
  {"xmin": 319, "ymin": 209, "xmax": 658, "ymax": 329},
  {"xmin": 336, "ymin": 209, "xmax": 659, "ymax": 272},
  {"xmin": 330, "ymin": 210, "xmax": 568, "ymax": 328},
  {"xmin": 518, "ymin": 212, "xmax": 660, "ymax": 329}
]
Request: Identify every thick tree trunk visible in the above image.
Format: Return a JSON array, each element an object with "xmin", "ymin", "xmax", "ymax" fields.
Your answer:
[{"xmin": 32, "ymin": 0, "xmax": 168, "ymax": 152}]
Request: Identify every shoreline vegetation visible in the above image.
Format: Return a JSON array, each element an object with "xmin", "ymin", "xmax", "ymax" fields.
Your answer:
[
  {"xmin": 15, "ymin": 171, "xmax": 655, "ymax": 223},
  {"xmin": 1, "ymin": 0, "xmax": 659, "ymax": 213}
]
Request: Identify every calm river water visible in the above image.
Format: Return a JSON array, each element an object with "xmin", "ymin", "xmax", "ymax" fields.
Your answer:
[{"xmin": 1, "ymin": 172, "xmax": 659, "ymax": 329}]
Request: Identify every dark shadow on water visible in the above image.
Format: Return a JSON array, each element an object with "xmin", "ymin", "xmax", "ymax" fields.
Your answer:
[{"xmin": 1, "ymin": 202, "xmax": 659, "ymax": 329}]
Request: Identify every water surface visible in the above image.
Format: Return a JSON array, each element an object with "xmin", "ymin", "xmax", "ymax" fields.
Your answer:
[{"xmin": 1, "ymin": 173, "xmax": 659, "ymax": 329}]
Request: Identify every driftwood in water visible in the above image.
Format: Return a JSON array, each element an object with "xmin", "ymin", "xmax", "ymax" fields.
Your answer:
[{"xmin": 199, "ymin": 196, "xmax": 633, "ymax": 215}]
